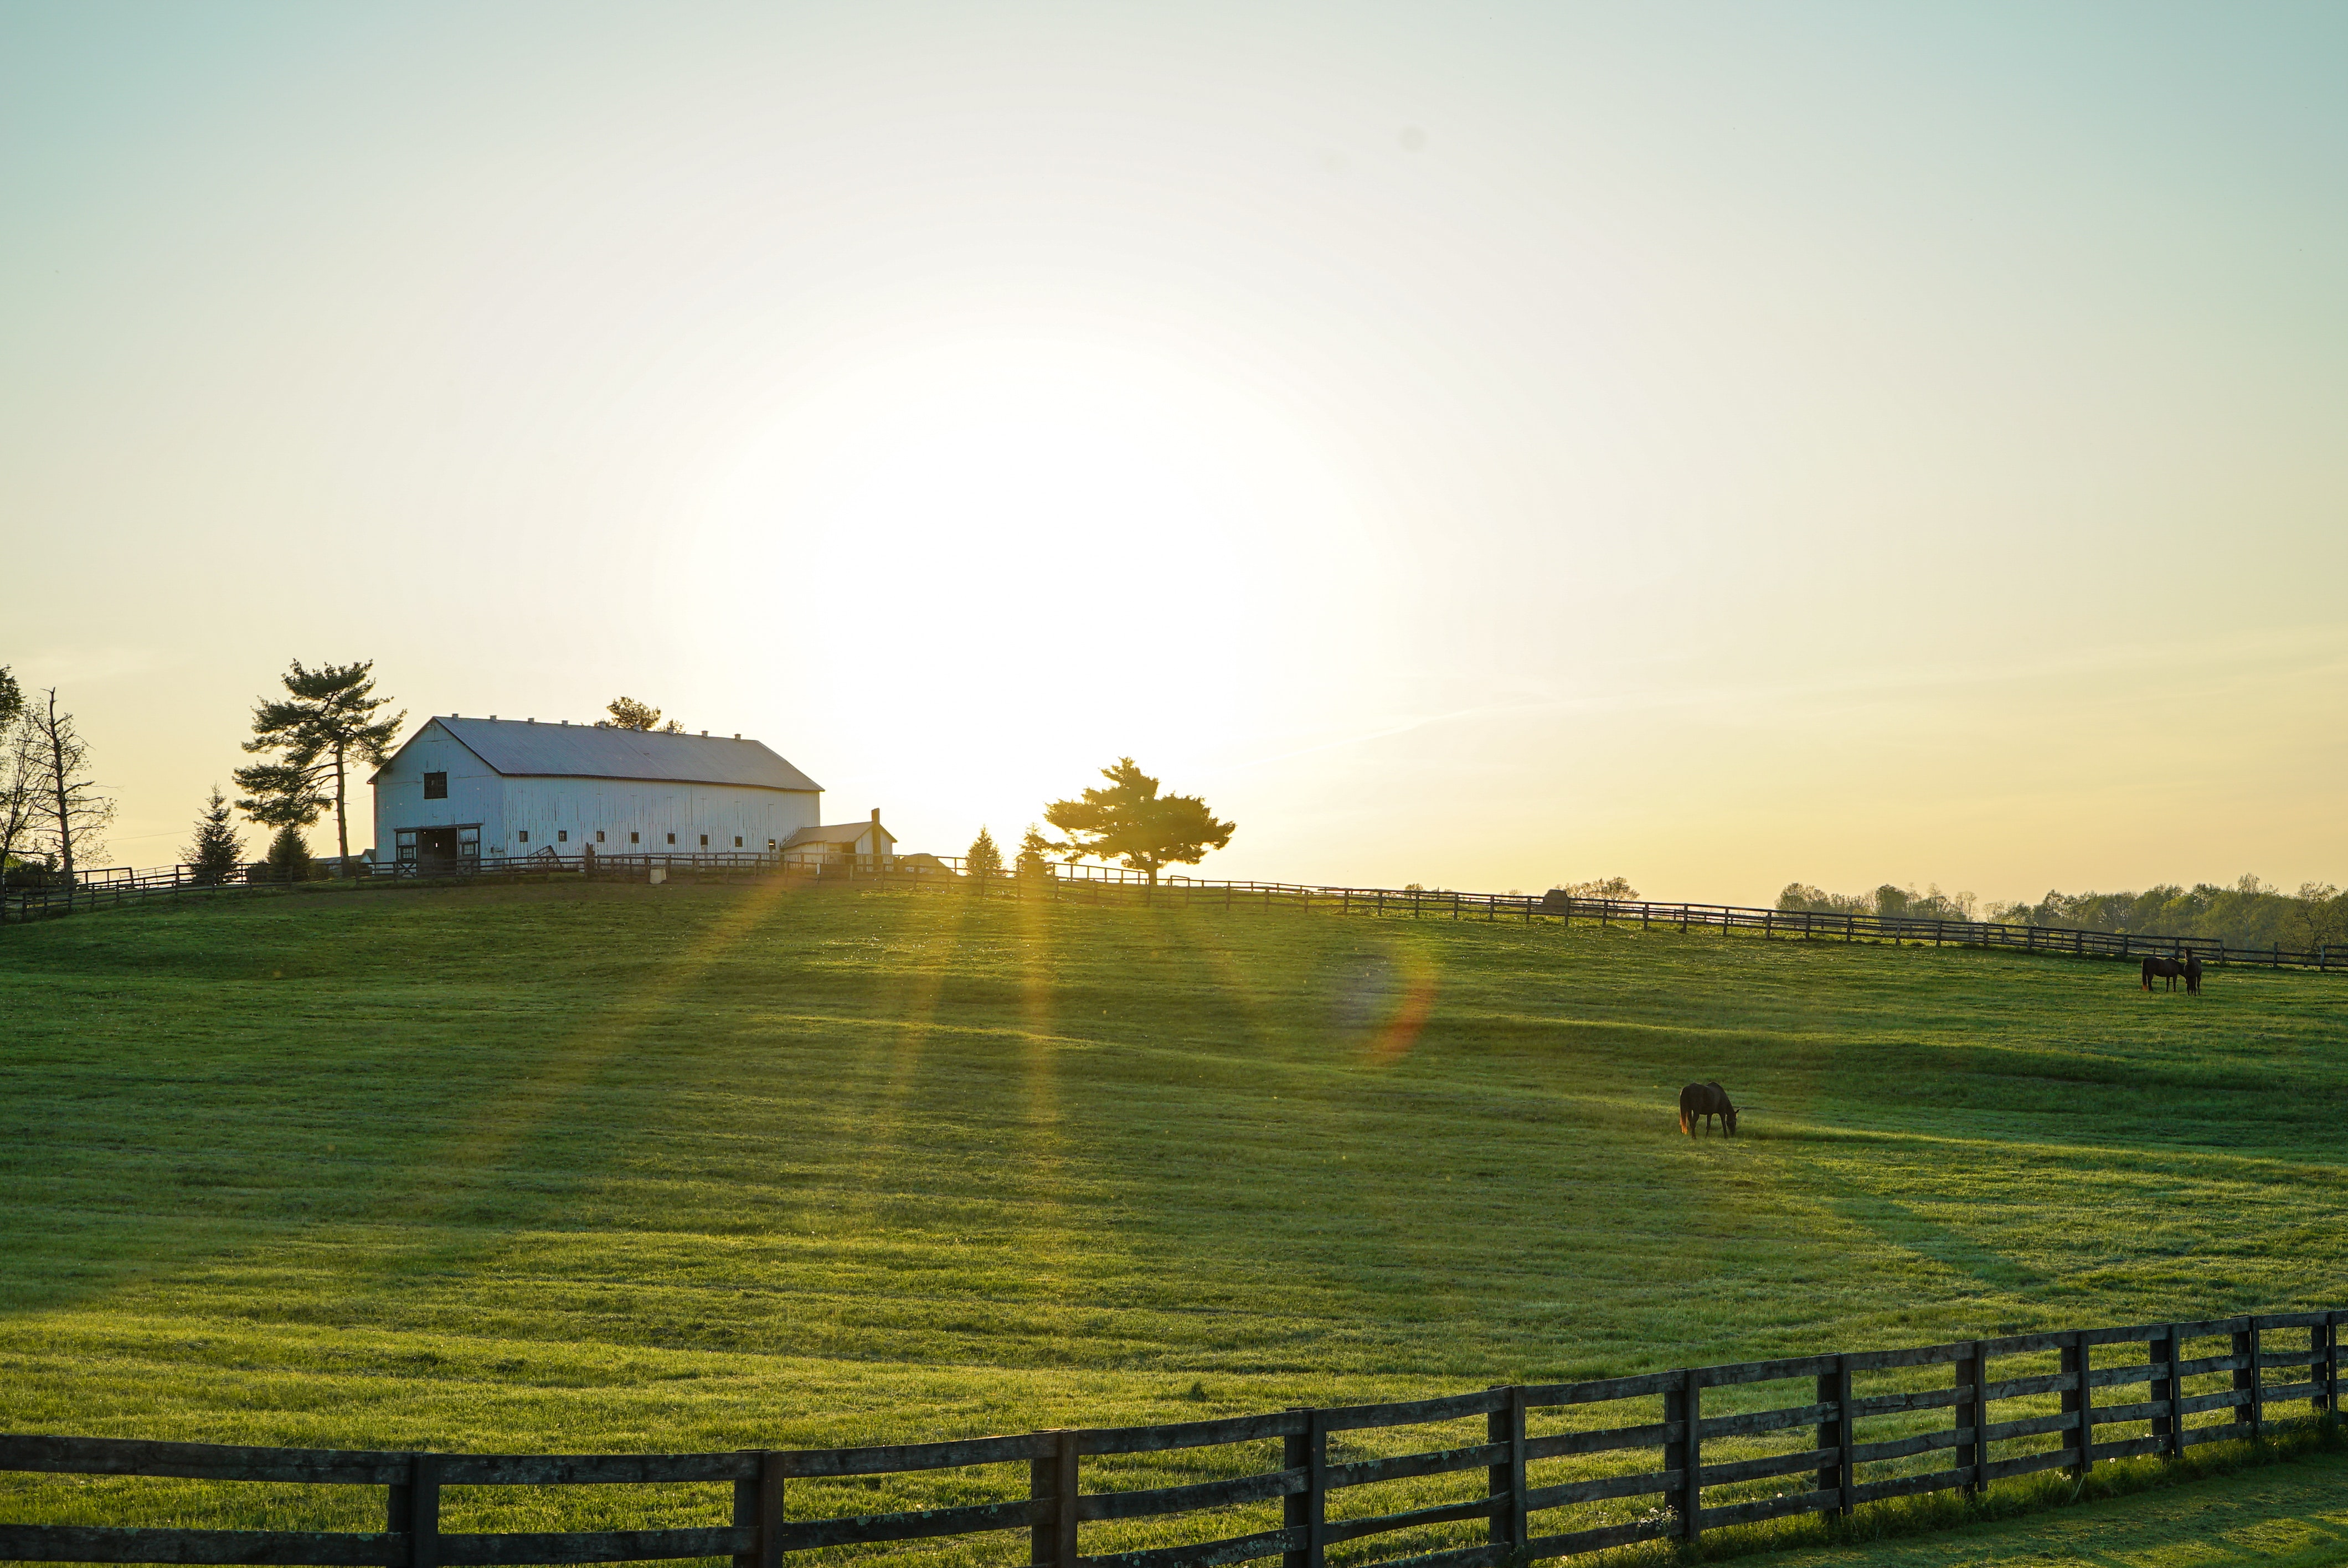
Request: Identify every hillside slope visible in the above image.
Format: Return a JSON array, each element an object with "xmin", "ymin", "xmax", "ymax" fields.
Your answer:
[{"xmin": 2, "ymin": 881, "xmax": 2342, "ymax": 1557}]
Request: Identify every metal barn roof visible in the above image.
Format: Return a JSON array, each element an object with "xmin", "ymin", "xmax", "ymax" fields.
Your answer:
[{"xmin": 404, "ymin": 716, "xmax": 822, "ymax": 792}]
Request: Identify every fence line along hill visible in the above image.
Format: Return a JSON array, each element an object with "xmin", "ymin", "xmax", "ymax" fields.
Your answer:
[
  {"xmin": 7, "ymin": 849, "xmax": 2341, "ymax": 972},
  {"xmin": 4, "ymin": 1309, "xmax": 2337, "ymax": 1568}
]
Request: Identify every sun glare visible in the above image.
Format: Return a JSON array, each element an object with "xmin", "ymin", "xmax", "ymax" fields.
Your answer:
[{"xmin": 691, "ymin": 338, "xmax": 1381, "ymax": 786}]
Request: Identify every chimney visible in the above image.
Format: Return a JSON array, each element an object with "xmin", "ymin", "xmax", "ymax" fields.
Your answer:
[{"xmin": 871, "ymin": 808, "xmax": 881, "ymax": 824}]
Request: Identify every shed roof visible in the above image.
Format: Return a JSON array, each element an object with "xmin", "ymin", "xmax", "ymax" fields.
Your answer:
[
  {"xmin": 385, "ymin": 716, "xmax": 822, "ymax": 792},
  {"xmin": 784, "ymin": 821, "xmax": 894, "ymax": 847}
]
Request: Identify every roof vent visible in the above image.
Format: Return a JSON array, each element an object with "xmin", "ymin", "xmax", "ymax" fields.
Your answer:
[
  {"xmin": 733, "ymin": 733, "xmax": 741, "ymax": 740},
  {"xmin": 701, "ymin": 730, "xmax": 708, "ymax": 736},
  {"xmin": 490, "ymin": 715, "xmax": 498, "ymax": 720},
  {"xmin": 560, "ymin": 719, "xmax": 568, "ymax": 725},
  {"xmin": 527, "ymin": 717, "xmax": 535, "ymax": 724}
]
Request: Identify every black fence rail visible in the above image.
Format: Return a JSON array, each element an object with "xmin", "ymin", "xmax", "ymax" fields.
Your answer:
[
  {"xmin": 4, "ymin": 850, "xmax": 2340, "ymax": 973},
  {"xmin": 3, "ymin": 1310, "xmax": 2337, "ymax": 1567}
]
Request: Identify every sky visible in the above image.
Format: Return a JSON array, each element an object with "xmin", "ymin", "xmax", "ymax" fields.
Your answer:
[{"xmin": 3, "ymin": 2, "xmax": 2344, "ymax": 904}]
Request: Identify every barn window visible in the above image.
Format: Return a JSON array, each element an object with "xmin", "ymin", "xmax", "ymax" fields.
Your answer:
[
  {"xmin": 630, "ymin": 832, "xmax": 639, "ymax": 844},
  {"xmin": 733, "ymin": 836, "xmax": 743, "ymax": 848},
  {"xmin": 595, "ymin": 831, "xmax": 605, "ymax": 842},
  {"xmin": 767, "ymin": 839, "xmax": 776, "ymax": 851},
  {"xmin": 518, "ymin": 830, "xmax": 529, "ymax": 844},
  {"xmin": 423, "ymin": 772, "xmax": 447, "ymax": 800},
  {"xmin": 666, "ymin": 833, "xmax": 676, "ymax": 845},
  {"xmin": 557, "ymin": 830, "xmax": 567, "ymax": 843},
  {"xmin": 700, "ymin": 834, "xmax": 709, "ymax": 847}
]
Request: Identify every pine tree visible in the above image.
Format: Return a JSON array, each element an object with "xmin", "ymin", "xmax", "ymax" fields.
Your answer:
[
  {"xmin": 596, "ymin": 697, "xmax": 683, "ymax": 733},
  {"xmin": 234, "ymin": 659, "xmax": 405, "ymax": 867},
  {"xmin": 1015, "ymin": 824, "xmax": 1056, "ymax": 879},
  {"xmin": 264, "ymin": 823, "xmax": 315, "ymax": 883},
  {"xmin": 965, "ymin": 826, "xmax": 1003, "ymax": 880},
  {"xmin": 183, "ymin": 787, "xmax": 246, "ymax": 885}
]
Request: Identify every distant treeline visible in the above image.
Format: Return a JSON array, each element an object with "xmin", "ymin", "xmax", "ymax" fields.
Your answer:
[{"xmin": 1777, "ymin": 874, "xmax": 2348, "ymax": 951}]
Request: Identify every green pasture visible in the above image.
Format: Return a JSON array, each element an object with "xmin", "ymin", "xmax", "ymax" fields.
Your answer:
[{"xmin": 2, "ymin": 880, "xmax": 2344, "ymax": 1565}]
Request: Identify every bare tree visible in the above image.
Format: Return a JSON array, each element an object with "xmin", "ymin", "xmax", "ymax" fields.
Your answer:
[
  {"xmin": 0, "ymin": 706, "xmax": 40, "ymax": 881},
  {"xmin": 23, "ymin": 688, "xmax": 115, "ymax": 883}
]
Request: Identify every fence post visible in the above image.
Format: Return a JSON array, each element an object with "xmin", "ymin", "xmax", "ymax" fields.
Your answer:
[
  {"xmin": 2327, "ymin": 1314, "xmax": 2343, "ymax": 1421},
  {"xmin": 1960, "ymin": 1342, "xmax": 1989, "ymax": 1495},
  {"xmin": 2061, "ymin": 1335, "xmax": 2090, "ymax": 1476},
  {"xmin": 1031, "ymin": 1430, "xmax": 1079, "ymax": 1568},
  {"xmin": 2313, "ymin": 1321, "xmax": 2332, "ymax": 1420},
  {"xmin": 2226, "ymin": 1314, "xmax": 2263, "ymax": 1436},
  {"xmin": 1283, "ymin": 1409, "xmax": 1325, "ymax": 1568},
  {"xmin": 1816, "ymin": 1355, "xmax": 1851, "ymax": 1517},
  {"xmin": 2238, "ymin": 1320, "xmax": 2263, "ymax": 1442},
  {"xmin": 387, "ymin": 1453, "xmax": 439, "ymax": 1568},
  {"xmin": 734, "ymin": 1451, "xmax": 784, "ymax": 1568},
  {"xmin": 2149, "ymin": 1328, "xmax": 2174, "ymax": 1459},
  {"xmin": 1672, "ymin": 1369, "xmax": 1702, "ymax": 1544},
  {"xmin": 1486, "ymin": 1385, "xmax": 1526, "ymax": 1551}
]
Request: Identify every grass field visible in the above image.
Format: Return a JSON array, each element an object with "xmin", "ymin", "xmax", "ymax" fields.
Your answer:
[{"xmin": 3, "ymin": 879, "xmax": 2345, "ymax": 1564}]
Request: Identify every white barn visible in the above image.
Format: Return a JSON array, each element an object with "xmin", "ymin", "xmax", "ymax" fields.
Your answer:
[{"xmin": 369, "ymin": 716, "xmax": 894, "ymax": 870}]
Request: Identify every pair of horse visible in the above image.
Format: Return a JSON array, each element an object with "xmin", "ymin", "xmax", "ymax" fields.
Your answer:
[
  {"xmin": 1678, "ymin": 1081, "xmax": 1738, "ymax": 1136},
  {"xmin": 2141, "ymin": 955, "xmax": 2203, "ymax": 994}
]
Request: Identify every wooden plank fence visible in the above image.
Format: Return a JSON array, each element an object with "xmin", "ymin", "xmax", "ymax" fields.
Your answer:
[
  {"xmin": 4, "ymin": 852, "xmax": 2340, "ymax": 974},
  {"xmin": 4, "ymin": 1311, "xmax": 2339, "ymax": 1567}
]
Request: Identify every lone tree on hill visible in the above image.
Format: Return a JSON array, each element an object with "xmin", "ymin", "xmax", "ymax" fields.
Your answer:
[
  {"xmin": 964, "ymin": 826, "xmax": 1003, "ymax": 880},
  {"xmin": 597, "ymin": 697, "xmax": 683, "ymax": 733},
  {"xmin": 183, "ymin": 787, "xmax": 245, "ymax": 885},
  {"xmin": 1043, "ymin": 758, "xmax": 1234, "ymax": 886},
  {"xmin": 234, "ymin": 660, "xmax": 404, "ymax": 867},
  {"xmin": 24, "ymin": 687, "xmax": 115, "ymax": 884}
]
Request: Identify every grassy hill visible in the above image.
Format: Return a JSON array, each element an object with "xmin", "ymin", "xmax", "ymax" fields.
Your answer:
[{"xmin": 3, "ymin": 880, "xmax": 2344, "ymax": 1562}]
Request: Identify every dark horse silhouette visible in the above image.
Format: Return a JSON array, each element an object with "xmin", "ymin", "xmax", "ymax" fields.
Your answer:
[
  {"xmin": 2185, "ymin": 954, "xmax": 2204, "ymax": 994},
  {"xmin": 2141, "ymin": 956, "xmax": 2186, "ymax": 992},
  {"xmin": 1678, "ymin": 1081, "xmax": 1738, "ymax": 1137}
]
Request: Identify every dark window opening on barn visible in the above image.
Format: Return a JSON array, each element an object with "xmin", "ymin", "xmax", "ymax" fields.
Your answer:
[
  {"xmin": 630, "ymin": 832, "xmax": 640, "ymax": 844},
  {"xmin": 733, "ymin": 836, "xmax": 743, "ymax": 848},
  {"xmin": 518, "ymin": 830, "xmax": 529, "ymax": 843},
  {"xmin": 398, "ymin": 826, "xmax": 478, "ymax": 865},
  {"xmin": 557, "ymin": 830, "xmax": 567, "ymax": 842},
  {"xmin": 700, "ymin": 834, "xmax": 709, "ymax": 847},
  {"xmin": 767, "ymin": 838, "xmax": 776, "ymax": 851},
  {"xmin": 423, "ymin": 772, "xmax": 447, "ymax": 800},
  {"xmin": 596, "ymin": 831, "xmax": 605, "ymax": 842}
]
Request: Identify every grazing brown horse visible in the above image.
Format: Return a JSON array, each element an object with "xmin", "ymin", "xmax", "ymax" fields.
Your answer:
[
  {"xmin": 2185, "ymin": 954, "xmax": 2204, "ymax": 994},
  {"xmin": 2142, "ymin": 956, "xmax": 2186, "ymax": 992},
  {"xmin": 1678, "ymin": 1081, "xmax": 1738, "ymax": 1137}
]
